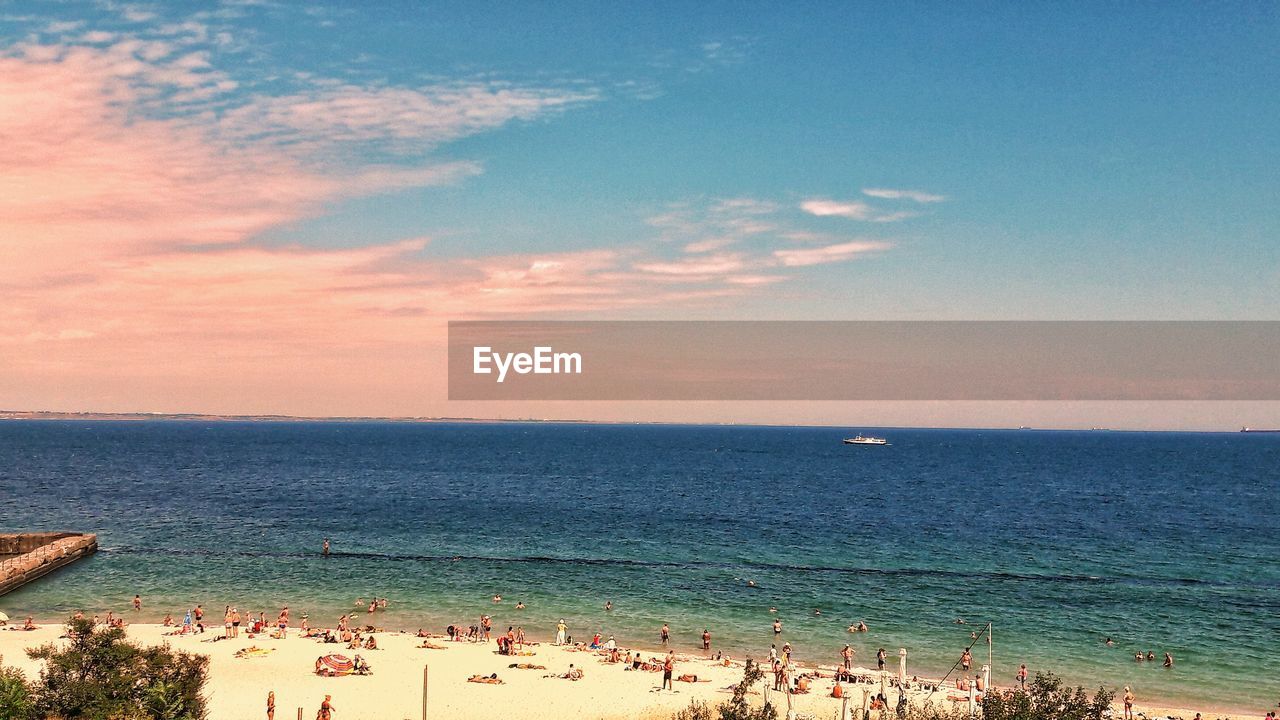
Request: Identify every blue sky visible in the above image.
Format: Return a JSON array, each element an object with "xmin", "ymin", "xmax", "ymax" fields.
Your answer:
[
  {"xmin": 1, "ymin": 1, "xmax": 1277, "ymax": 424},
  {"xmin": 284, "ymin": 1, "xmax": 1277, "ymax": 317}
]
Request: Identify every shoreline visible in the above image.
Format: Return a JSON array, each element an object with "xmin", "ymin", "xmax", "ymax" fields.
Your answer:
[{"xmin": 0, "ymin": 619, "xmax": 1261, "ymax": 720}]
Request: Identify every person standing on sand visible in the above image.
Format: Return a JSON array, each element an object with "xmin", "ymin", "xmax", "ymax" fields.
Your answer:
[
  {"xmin": 1122, "ymin": 686, "xmax": 1134, "ymax": 720},
  {"xmin": 266, "ymin": 691, "xmax": 275, "ymax": 720},
  {"xmin": 877, "ymin": 647, "xmax": 887, "ymax": 670},
  {"xmin": 1017, "ymin": 663, "xmax": 1028, "ymax": 688},
  {"xmin": 960, "ymin": 648, "xmax": 972, "ymax": 671},
  {"xmin": 318, "ymin": 694, "xmax": 335, "ymax": 720},
  {"xmin": 842, "ymin": 644, "xmax": 854, "ymax": 669},
  {"xmin": 556, "ymin": 619, "xmax": 567, "ymax": 645},
  {"xmin": 661, "ymin": 651, "xmax": 675, "ymax": 691},
  {"xmin": 661, "ymin": 623, "xmax": 670, "ymax": 646},
  {"xmin": 702, "ymin": 628, "xmax": 711, "ymax": 651}
]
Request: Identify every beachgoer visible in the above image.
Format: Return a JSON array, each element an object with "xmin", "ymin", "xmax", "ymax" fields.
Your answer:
[
  {"xmin": 605, "ymin": 600, "xmax": 613, "ymax": 611},
  {"xmin": 1017, "ymin": 663, "xmax": 1028, "ymax": 688},
  {"xmin": 773, "ymin": 619, "xmax": 782, "ymax": 635},
  {"xmin": 878, "ymin": 647, "xmax": 887, "ymax": 670},
  {"xmin": 322, "ymin": 538, "xmax": 330, "ymax": 556},
  {"xmin": 702, "ymin": 628, "xmax": 711, "ymax": 651},
  {"xmin": 661, "ymin": 623, "xmax": 670, "ymax": 646},
  {"xmin": 318, "ymin": 694, "xmax": 335, "ymax": 720},
  {"xmin": 841, "ymin": 644, "xmax": 854, "ymax": 670},
  {"xmin": 555, "ymin": 619, "xmax": 567, "ymax": 645},
  {"xmin": 267, "ymin": 691, "xmax": 275, "ymax": 720},
  {"xmin": 1122, "ymin": 686, "xmax": 1134, "ymax": 720},
  {"xmin": 515, "ymin": 601, "xmax": 525, "ymax": 609},
  {"xmin": 960, "ymin": 648, "xmax": 972, "ymax": 671},
  {"xmin": 133, "ymin": 595, "xmax": 142, "ymax": 611},
  {"xmin": 1163, "ymin": 652, "xmax": 1173, "ymax": 668},
  {"xmin": 662, "ymin": 652, "xmax": 674, "ymax": 690}
]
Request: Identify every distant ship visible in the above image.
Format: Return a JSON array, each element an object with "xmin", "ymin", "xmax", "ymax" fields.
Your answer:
[
  {"xmin": 1240, "ymin": 427, "xmax": 1280, "ymax": 433},
  {"xmin": 844, "ymin": 435, "xmax": 888, "ymax": 445}
]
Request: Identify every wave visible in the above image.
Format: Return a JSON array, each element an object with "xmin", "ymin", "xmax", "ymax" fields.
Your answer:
[{"xmin": 98, "ymin": 546, "xmax": 1273, "ymax": 591}]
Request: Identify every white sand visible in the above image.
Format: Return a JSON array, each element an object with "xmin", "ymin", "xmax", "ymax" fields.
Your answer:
[{"xmin": 0, "ymin": 623, "xmax": 1256, "ymax": 720}]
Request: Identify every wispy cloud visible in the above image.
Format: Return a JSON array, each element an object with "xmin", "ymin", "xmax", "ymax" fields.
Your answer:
[
  {"xmin": 774, "ymin": 240, "xmax": 892, "ymax": 267},
  {"xmin": 862, "ymin": 187, "xmax": 947, "ymax": 203},
  {"xmin": 800, "ymin": 196, "xmax": 937, "ymax": 223}
]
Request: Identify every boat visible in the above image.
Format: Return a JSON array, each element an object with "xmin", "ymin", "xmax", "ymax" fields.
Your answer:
[
  {"xmin": 1240, "ymin": 427, "xmax": 1280, "ymax": 433},
  {"xmin": 844, "ymin": 435, "xmax": 888, "ymax": 445}
]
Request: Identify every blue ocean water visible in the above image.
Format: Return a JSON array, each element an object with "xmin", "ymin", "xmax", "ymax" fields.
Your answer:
[{"xmin": 0, "ymin": 421, "xmax": 1276, "ymax": 710}]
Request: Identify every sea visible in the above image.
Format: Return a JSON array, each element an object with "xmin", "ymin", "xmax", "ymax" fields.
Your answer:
[{"xmin": 0, "ymin": 421, "xmax": 1276, "ymax": 710}]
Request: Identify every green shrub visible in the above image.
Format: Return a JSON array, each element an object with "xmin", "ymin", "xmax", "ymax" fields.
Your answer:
[
  {"xmin": 673, "ymin": 661, "xmax": 777, "ymax": 720},
  {"xmin": 25, "ymin": 617, "xmax": 209, "ymax": 720},
  {"xmin": 0, "ymin": 666, "xmax": 35, "ymax": 720},
  {"xmin": 980, "ymin": 672, "xmax": 1112, "ymax": 720}
]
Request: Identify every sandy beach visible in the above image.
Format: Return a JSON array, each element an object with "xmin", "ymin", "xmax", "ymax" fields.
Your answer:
[{"xmin": 0, "ymin": 620, "xmax": 1255, "ymax": 720}]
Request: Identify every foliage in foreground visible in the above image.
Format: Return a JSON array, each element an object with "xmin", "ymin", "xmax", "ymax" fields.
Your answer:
[
  {"xmin": 0, "ymin": 666, "xmax": 35, "ymax": 720},
  {"xmin": 671, "ymin": 669, "xmax": 1112, "ymax": 720},
  {"xmin": 674, "ymin": 660, "xmax": 778, "ymax": 720},
  {"xmin": 20, "ymin": 616, "xmax": 209, "ymax": 720},
  {"xmin": 978, "ymin": 672, "xmax": 1113, "ymax": 720}
]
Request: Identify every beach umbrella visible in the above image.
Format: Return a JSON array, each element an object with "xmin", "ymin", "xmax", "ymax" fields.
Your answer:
[
  {"xmin": 898, "ymin": 648, "xmax": 907, "ymax": 686},
  {"xmin": 981, "ymin": 665, "xmax": 990, "ymax": 695},
  {"xmin": 0, "ymin": 611, "xmax": 9, "ymax": 623},
  {"xmin": 967, "ymin": 682, "xmax": 976, "ymax": 718},
  {"xmin": 318, "ymin": 654, "xmax": 354, "ymax": 675}
]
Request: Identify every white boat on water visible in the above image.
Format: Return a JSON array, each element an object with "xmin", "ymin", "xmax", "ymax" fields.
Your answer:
[{"xmin": 843, "ymin": 435, "xmax": 888, "ymax": 445}]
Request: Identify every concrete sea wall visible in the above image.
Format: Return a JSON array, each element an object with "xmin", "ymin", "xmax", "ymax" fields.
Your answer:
[{"xmin": 0, "ymin": 532, "xmax": 97, "ymax": 596}]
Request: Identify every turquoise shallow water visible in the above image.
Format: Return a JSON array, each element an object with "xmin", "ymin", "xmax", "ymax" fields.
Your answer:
[{"xmin": 0, "ymin": 421, "xmax": 1276, "ymax": 711}]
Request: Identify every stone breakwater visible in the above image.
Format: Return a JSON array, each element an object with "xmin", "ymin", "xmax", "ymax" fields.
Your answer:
[{"xmin": 0, "ymin": 532, "xmax": 98, "ymax": 596}]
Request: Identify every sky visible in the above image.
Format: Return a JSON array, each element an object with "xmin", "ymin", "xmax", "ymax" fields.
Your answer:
[{"xmin": 1, "ymin": 1, "xmax": 1277, "ymax": 428}]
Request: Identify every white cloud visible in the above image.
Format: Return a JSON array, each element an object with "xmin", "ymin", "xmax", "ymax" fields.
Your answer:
[
  {"xmin": 773, "ymin": 240, "xmax": 891, "ymax": 267},
  {"xmin": 800, "ymin": 199, "xmax": 875, "ymax": 220},
  {"xmin": 862, "ymin": 187, "xmax": 946, "ymax": 203},
  {"xmin": 800, "ymin": 198, "xmax": 927, "ymax": 223}
]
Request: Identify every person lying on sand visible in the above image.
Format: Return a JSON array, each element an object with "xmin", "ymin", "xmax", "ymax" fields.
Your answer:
[
  {"xmin": 677, "ymin": 675, "xmax": 708, "ymax": 683},
  {"xmin": 508, "ymin": 663, "xmax": 546, "ymax": 670},
  {"xmin": 418, "ymin": 641, "xmax": 447, "ymax": 649},
  {"xmin": 469, "ymin": 673, "xmax": 503, "ymax": 684},
  {"xmin": 548, "ymin": 664, "xmax": 584, "ymax": 680}
]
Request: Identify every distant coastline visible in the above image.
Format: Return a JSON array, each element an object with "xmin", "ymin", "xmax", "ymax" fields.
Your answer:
[{"xmin": 2, "ymin": 410, "xmax": 1277, "ymax": 434}]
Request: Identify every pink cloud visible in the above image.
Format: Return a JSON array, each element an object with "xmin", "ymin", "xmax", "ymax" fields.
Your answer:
[
  {"xmin": 773, "ymin": 240, "xmax": 892, "ymax": 267},
  {"xmin": 0, "ymin": 37, "xmax": 899, "ymax": 415}
]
